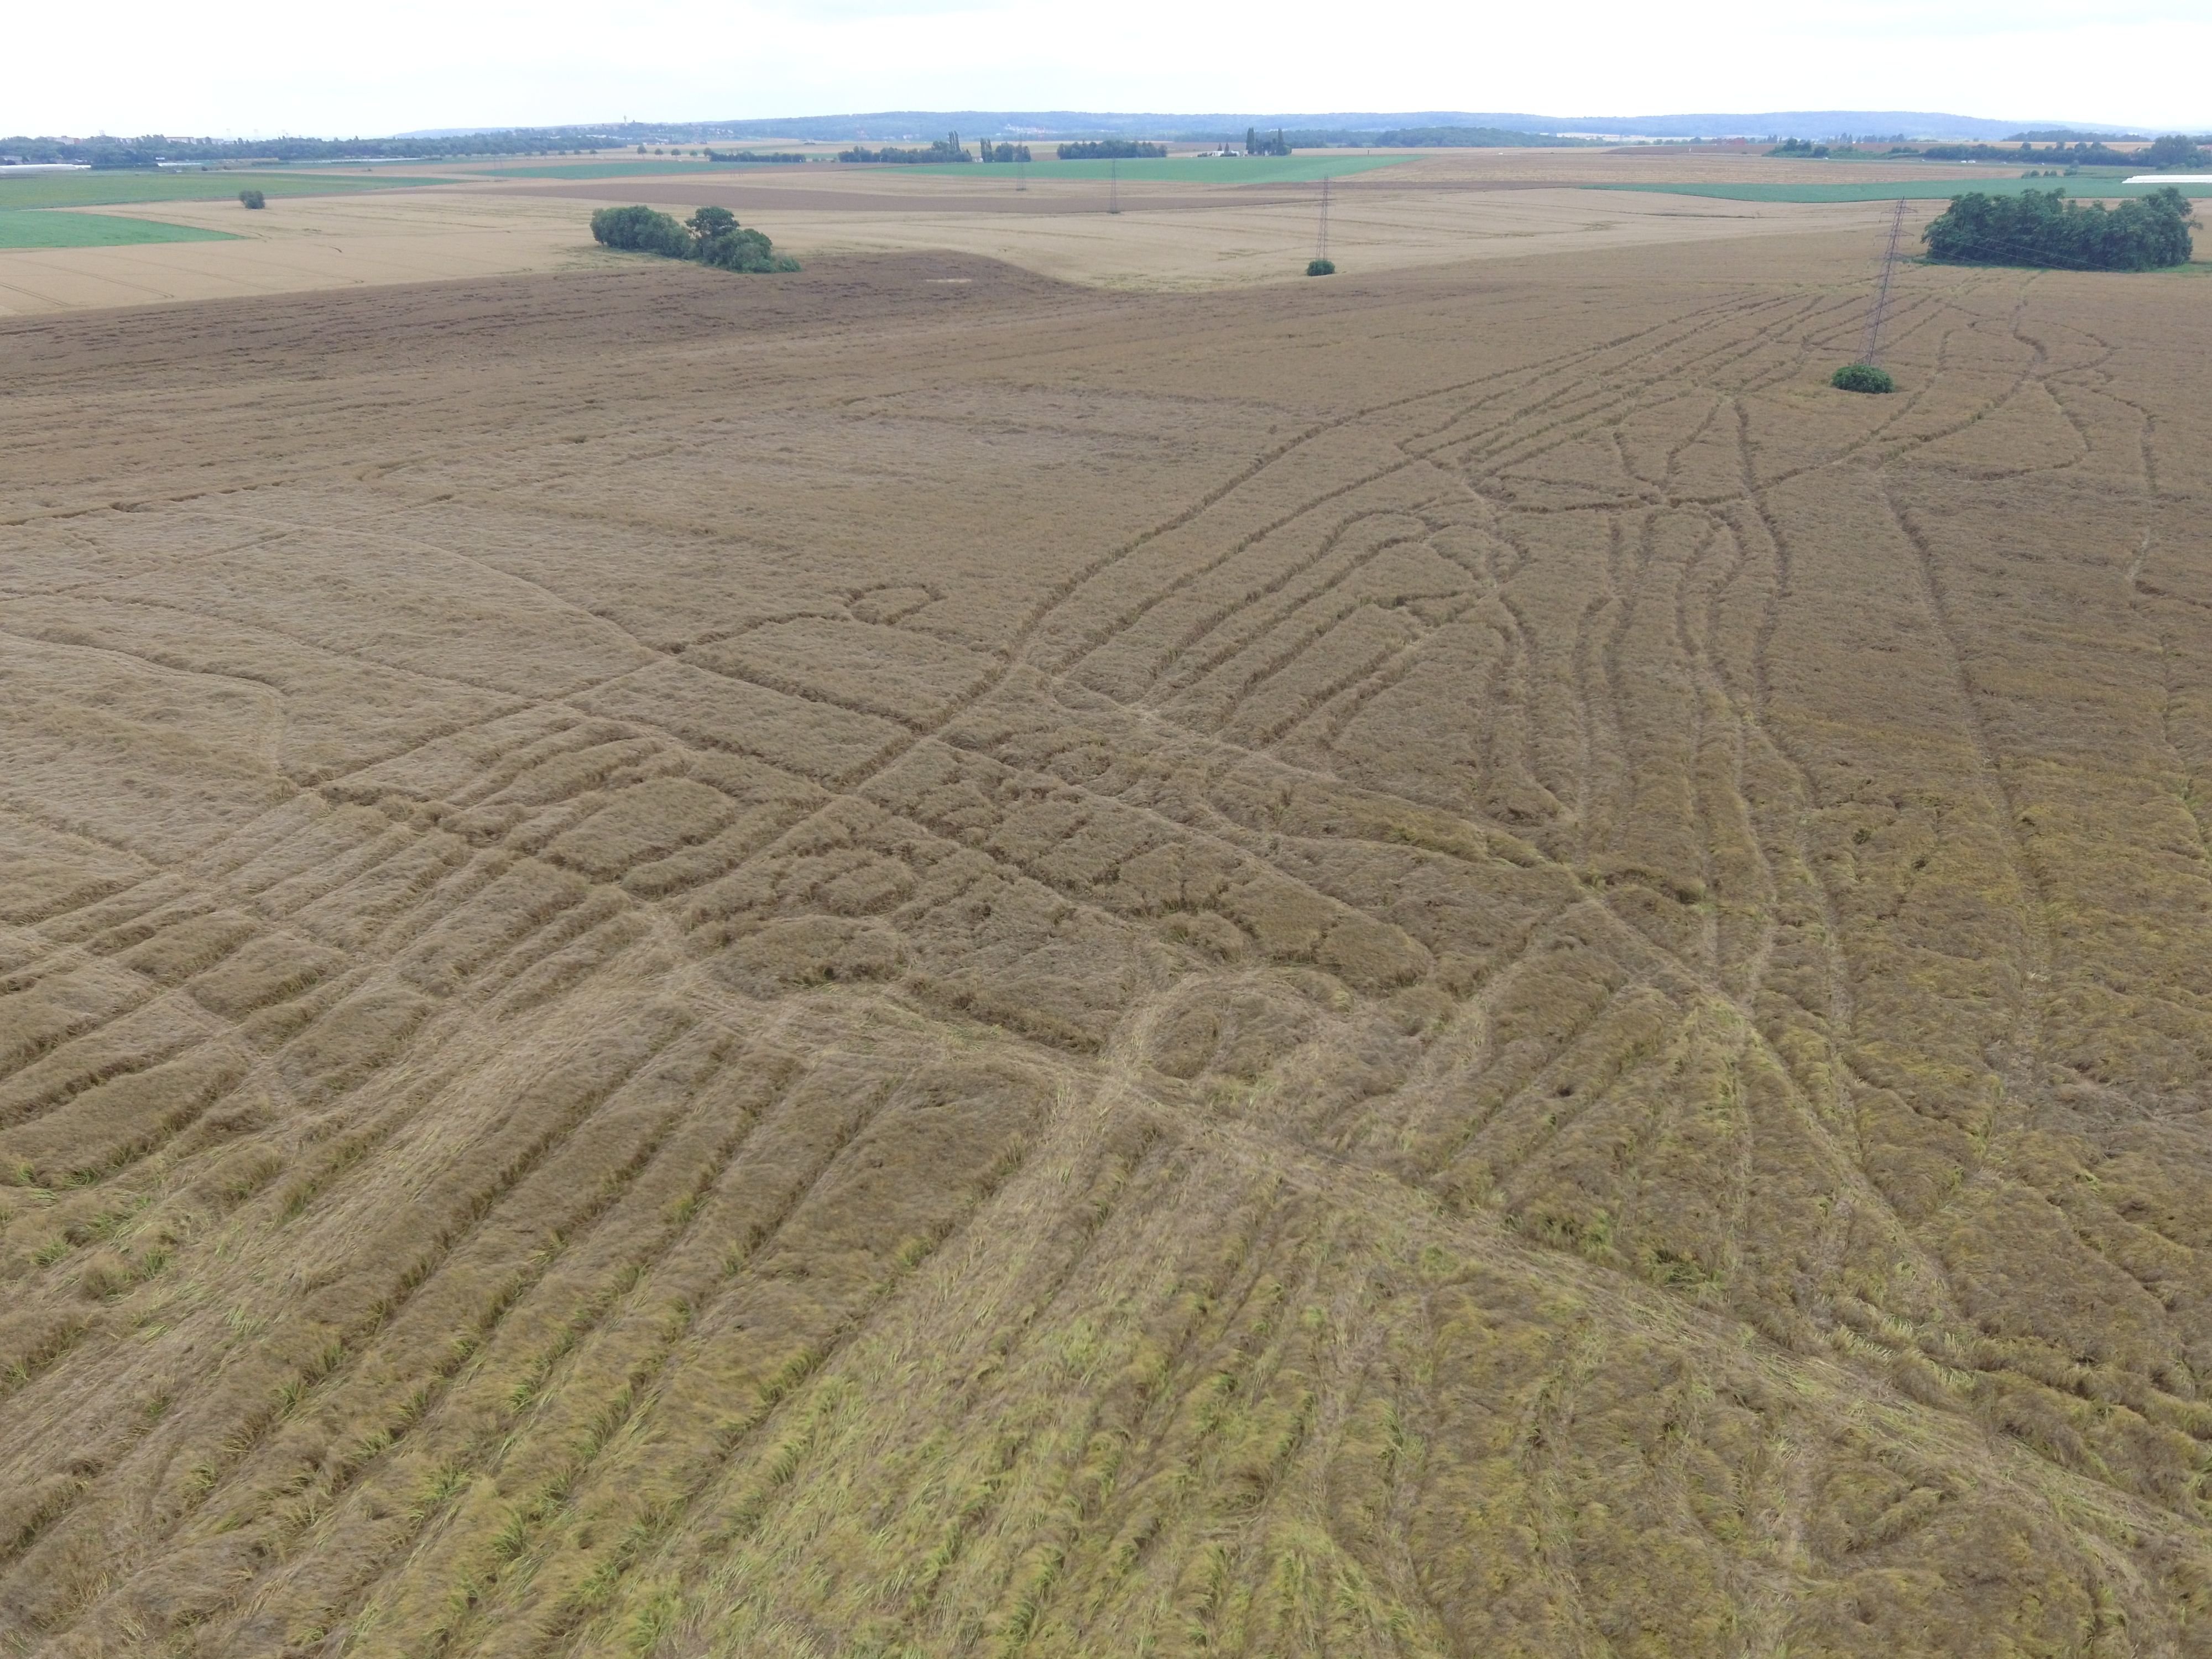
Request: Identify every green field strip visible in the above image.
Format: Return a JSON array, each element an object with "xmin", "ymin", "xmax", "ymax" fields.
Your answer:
[
  {"xmin": 0, "ymin": 171, "xmax": 448, "ymax": 209},
  {"xmin": 1595, "ymin": 177, "xmax": 2212, "ymax": 204},
  {"xmin": 0, "ymin": 209, "xmax": 239, "ymax": 249}
]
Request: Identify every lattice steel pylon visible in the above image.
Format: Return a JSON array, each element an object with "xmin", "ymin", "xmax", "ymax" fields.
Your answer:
[
  {"xmin": 1316, "ymin": 173, "xmax": 1331, "ymax": 263},
  {"xmin": 1861, "ymin": 198, "xmax": 1907, "ymax": 366}
]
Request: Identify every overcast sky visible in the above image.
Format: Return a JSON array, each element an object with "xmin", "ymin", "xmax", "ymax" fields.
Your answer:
[{"xmin": 11, "ymin": 0, "xmax": 2209, "ymax": 138}]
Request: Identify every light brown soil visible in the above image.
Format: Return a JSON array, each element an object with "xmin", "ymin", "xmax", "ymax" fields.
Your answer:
[
  {"xmin": 0, "ymin": 149, "xmax": 1961, "ymax": 315},
  {"xmin": 0, "ymin": 192, "xmax": 632, "ymax": 317},
  {"xmin": 5, "ymin": 228, "xmax": 2212, "ymax": 1658}
]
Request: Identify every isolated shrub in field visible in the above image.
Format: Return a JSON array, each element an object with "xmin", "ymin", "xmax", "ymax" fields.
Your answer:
[
  {"xmin": 1924, "ymin": 186, "xmax": 2195, "ymax": 270},
  {"xmin": 1831, "ymin": 362, "xmax": 1895, "ymax": 393},
  {"xmin": 1307, "ymin": 258, "xmax": 1335, "ymax": 276},
  {"xmin": 589, "ymin": 204, "xmax": 691, "ymax": 257},
  {"xmin": 238, "ymin": 189, "xmax": 265, "ymax": 209}
]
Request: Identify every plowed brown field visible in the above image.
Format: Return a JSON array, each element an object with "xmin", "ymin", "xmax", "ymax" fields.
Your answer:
[{"xmin": 4, "ymin": 229, "xmax": 2212, "ymax": 1658}]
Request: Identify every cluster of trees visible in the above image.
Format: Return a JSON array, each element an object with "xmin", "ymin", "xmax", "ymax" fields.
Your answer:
[
  {"xmin": 839, "ymin": 133, "xmax": 972, "ymax": 164},
  {"xmin": 1056, "ymin": 140, "xmax": 1165, "ymax": 160},
  {"xmin": 1769, "ymin": 138, "xmax": 1830, "ymax": 158},
  {"xmin": 702, "ymin": 149, "xmax": 808, "ymax": 164},
  {"xmin": 1924, "ymin": 186, "xmax": 2196, "ymax": 270},
  {"xmin": 1244, "ymin": 128, "xmax": 1292, "ymax": 156},
  {"xmin": 980, "ymin": 142, "xmax": 1031, "ymax": 162},
  {"xmin": 2145, "ymin": 134, "xmax": 2210, "ymax": 170},
  {"xmin": 588, "ymin": 205, "xmax": 799, "ymax": 272}
]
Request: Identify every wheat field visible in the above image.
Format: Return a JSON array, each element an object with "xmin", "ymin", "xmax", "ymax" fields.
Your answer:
[
  {"xmin": 4, "ymin": 223, "xmax": 2212, "ymax": 1658},
  {"xmin": 0, "ymin": 150, "xmax": 1928, "ymax": 316}
]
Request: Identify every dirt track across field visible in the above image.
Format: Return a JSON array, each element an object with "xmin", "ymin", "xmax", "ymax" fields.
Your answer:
[{"xmin": 6, "ymin": 222, "xmax": 2212, "ymax": 1658}]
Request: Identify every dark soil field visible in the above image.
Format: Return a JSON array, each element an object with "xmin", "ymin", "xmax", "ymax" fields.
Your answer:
[{"xmin": 4, "ymin": 227, "xmax": 2212, "ymax": 1657}]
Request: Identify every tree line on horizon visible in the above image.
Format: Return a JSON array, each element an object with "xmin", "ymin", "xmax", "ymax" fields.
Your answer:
[
  {"xmin": 1, "ymin": 129, "xmax": 652, "ymax": 168},
  {"xmin": 832, "ymin": 132, "xmax": 1022, "ymax": 164},
  {"xmin": 1373, "ymin": 126, "xmax": 1598, "ymax": 148},
  {"xmin": 1770, "ymin": 135, "xmax": 2209, "ymax": 169},
  {"xmin": 834, "ymin": 134, "xmax": 1034, "ymax": 163},
  {"xmin": 838, "ymin": 133, "xmax": 971, "ymax": 164},
  {"xmin": 1056, "ymin": 140, "xmax": 1166, "ymax": 160}
]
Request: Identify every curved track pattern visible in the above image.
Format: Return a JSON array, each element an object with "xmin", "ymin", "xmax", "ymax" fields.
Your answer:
[{"xmin": 3, "ymin": 243, "xmax": 2212, "ymax": 1656}]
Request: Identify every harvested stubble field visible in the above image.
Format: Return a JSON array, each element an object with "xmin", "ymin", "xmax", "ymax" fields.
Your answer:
[
  {"xmin": 0, "ymin": 192, "xmax": 637, "ymax": 317},
  {"xmin": 0, "ymin": 150, "xmax": 1936, "ymax": 316},
  {"xmin": 3, "ymin": 223, "xmax": 2212, "ymax": 1659},
  {"xmin": 1601, "ymin": 179, "xmax": 2212, "ymax": 205},
  {"xmin": 512, "ymin": 158, "xmax": 1910, "ymax": 293}
]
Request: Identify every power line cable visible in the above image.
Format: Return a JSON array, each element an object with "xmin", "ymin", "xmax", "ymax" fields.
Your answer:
[{"xmin": 1861, "ymin": 197, "xmax": 1907, "ymax": 364}]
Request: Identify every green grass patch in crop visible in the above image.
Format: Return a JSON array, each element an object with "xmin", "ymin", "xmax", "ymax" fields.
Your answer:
[
  {"xmin": 1595, "ymin": 178, "xmax": 2212, "ymax": 204},
  {"xmin": 0, "ymin": 172, "xmax": 447, "ymax": 210},
  {"xmin": 0, "ymin": 209, "xmax": 237, "ymax": 249}
]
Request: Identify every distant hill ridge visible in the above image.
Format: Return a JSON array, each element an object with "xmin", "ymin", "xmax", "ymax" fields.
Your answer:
[
  {"xmin": 549, "ymin": 109, "xmax": 2155, "ymax": 144},
  {"xmin": 14, "ymin": 110, "xmax": 2168, "ymax": 163}
]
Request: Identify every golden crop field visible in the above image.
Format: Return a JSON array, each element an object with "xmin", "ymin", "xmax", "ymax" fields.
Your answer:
[
  {"xmin": 0, "ymin": 191, "xmax": 634, "ymax": 319},
  {"xmin": 0, "ymin": 150, "xmax": 1927, "ymax": 316},
  {"xmin": 3, "ymin": 202, "xmax": 2212, "ymax": 1659}
]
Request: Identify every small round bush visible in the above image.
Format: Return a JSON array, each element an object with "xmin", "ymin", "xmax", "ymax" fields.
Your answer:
[
  {"xmin": 1831, "ymin": 362, "xmax": 1895, "ymax": 394},
  {"xmin": 1307, "ymin": 257, "xmax": 1335, "ymax": 276},
  {"xmin": 238, "ymin": 189, "xmax": 265, "ymax": 210}
]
